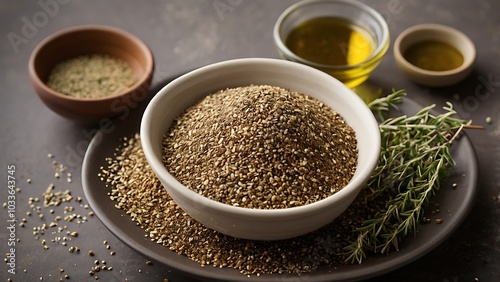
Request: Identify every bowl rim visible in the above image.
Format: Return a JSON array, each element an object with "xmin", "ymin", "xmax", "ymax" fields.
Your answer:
[
  {"xmin": 272, "ymin": 0, "xmax": 390, "ymax": 71},
  {"xmin": 140, "ymin": 57, "xmax": 381, "ymax": 218},
  {"xmin": 393, "ymin": 23, "xmax": 476, "ymax": 77},
  {"xmin": 28, "ymin": 24, "xmax": 154, "ymax": 102}
]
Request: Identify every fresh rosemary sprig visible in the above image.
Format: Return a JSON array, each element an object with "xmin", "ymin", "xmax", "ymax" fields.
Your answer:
[{"xmin": 344, "ymin": 90, "xmax": 472, "ymax": 264}]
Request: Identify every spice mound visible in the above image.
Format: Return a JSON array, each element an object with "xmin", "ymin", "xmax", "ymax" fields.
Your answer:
[
  {"xmin": 162, "ymin": 85, "xmax": 358, "ymax": 209},
  {"xmin": 46, "ymin": 54, "xmax": 138, "ymax": 99},
  {"xmin": 101, "ymin": 134, "xmax": 356, "ymax": 276}
]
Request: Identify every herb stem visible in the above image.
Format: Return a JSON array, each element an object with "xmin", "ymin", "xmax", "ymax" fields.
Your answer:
[{"xmin": 344, "ymin": 90, "xmax": 473, "ymax": 264}]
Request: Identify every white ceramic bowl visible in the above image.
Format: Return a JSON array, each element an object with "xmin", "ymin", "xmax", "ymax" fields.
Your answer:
[
  {"xmin": 141, "ymin": 58, "xmax": 380, "ymax": 240},
  {"xmin": 394, "ymin": 24, "xmax": 476, "ymax": 87}
]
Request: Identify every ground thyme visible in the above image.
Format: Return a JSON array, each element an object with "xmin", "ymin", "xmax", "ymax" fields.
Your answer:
[
  {"xmin": 162, "ymin": 85, "xmax": 358, "ymax": 209},
  {"xmin": 46, "ymin": 54, "xmax": 138, "ymax": 99}
]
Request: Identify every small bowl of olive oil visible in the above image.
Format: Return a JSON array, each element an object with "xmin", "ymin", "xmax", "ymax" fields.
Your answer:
[
  {"xmin": 273, "ymin": 0, "xmax": 389, "ymax": 88},
  {"xmin": 394, "ymin": 24, "xmax": 476, "ymax": 87}
]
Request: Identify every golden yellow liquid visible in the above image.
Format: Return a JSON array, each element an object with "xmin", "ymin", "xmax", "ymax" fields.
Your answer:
[
  {"xmin": 285, "ymin": 17, "xmax": 374, "ymax": 66},
  {"xmin": 285, "ymin": 17, "xmax": 379, "ymax": 88},
  {"xmin": 403, "ymin": 41, "xmax": 464, "ymax": 71}
]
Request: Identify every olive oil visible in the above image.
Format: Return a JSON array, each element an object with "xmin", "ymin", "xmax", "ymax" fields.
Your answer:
[
  {"xmin": 285, "ymin": 17, "xmax": 374, "ymax": 66},
  {"xmin": 403, "ymin": 41, "xmax": 464, "ymax": 71}
]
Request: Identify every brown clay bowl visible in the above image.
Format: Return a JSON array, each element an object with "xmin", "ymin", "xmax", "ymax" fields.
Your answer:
[{"xmin": 29, "ymin": 25, "xmax": 154, "ymax": 124}]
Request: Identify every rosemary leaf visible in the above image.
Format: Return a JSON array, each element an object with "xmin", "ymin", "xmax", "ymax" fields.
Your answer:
[{"xmin": 345, "ymin": 90, "xmax": 472, "ymax": 264}]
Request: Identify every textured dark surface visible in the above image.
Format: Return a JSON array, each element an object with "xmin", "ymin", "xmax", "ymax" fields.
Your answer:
[{"xmin": 1, "ymin": 1, "xmax": 499, "ymax": 281}]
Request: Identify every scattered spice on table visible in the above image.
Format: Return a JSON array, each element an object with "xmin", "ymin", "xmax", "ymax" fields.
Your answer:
[
  {"xmin": 46, "ymin": 54, "xmax": 138, "ymax": 99},
  {"xmin": 162, "ymin": 85, "xmax": 358, "ymax": 209},
  {"xmin": 3, "ymin": 154, "xmax": 117, "ymax": 281}
]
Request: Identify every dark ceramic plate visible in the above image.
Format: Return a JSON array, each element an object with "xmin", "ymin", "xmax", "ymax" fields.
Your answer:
[{"xmin": 82, "ymin": 88, "xmax": 478, "ymax": 281}]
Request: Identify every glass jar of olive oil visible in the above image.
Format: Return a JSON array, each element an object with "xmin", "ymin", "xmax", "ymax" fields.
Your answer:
[
  {"xmin": 274, "ymin": 0, "xmax": 389, "ymax": 89},
  {"xmin": 285, "ymin": 17, "xmax": 374, "ymax": 68}
]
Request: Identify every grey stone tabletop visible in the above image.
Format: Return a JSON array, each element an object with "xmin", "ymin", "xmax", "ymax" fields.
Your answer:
[{"xmin": 1, "ymin": 0, "xmax": 499, "ymax": 281}]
